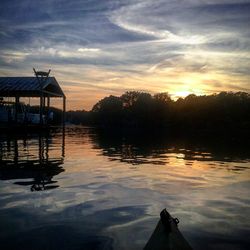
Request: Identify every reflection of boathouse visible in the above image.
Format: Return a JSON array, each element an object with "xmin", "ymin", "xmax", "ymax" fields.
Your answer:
[
  {"xmin": 0, "ymin": 69, "xmax": 66, "ymax": 127},
  {"xmin": 0, "ymin": 131, "xmax": 65, "ymax": 191}
]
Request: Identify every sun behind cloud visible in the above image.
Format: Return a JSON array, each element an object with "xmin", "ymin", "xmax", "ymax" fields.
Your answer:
[{"xmin": 0, "ymin": 0, "xmax": 249, "ymax": 110}]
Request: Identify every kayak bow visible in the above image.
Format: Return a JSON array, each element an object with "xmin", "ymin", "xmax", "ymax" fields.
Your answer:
[{"xmin": 144, "ymin": 209, "xmax": 192, "ymax": 250}]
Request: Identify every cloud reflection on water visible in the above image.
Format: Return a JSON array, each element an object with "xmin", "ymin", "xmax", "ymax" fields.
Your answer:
[{"xmin": 0, "ymin": 127, "xmax": 250, "ymax": 250}]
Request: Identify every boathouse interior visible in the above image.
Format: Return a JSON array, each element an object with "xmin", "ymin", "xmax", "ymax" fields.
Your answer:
[{"xmin": 0, "ymin": 75, "xmax": 66, "ymax": 125}]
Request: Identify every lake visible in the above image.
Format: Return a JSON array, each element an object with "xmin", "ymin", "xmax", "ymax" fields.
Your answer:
[{"xmin": 0, "ymin": 126, "xmax": 249, "ymax": 250}]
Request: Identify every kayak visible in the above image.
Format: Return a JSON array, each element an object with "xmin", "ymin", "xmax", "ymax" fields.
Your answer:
[{"xmin": 144, "ymin": 209, "xmax": 192, "ymax": 250}]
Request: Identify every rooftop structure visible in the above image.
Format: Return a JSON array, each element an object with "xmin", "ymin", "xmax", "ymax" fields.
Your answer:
[
  {"xmin": 0, "ymin": 76, "xmax": 65, "ymax": 97},
  {"xmin": 0, "ymin": 70, "xmax": 66, "ymax": 126}
]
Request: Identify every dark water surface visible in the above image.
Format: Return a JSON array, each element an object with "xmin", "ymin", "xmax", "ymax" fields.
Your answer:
[{"xmin": 0, "ymin": 126, "xmax": 249, "ymax": 250}]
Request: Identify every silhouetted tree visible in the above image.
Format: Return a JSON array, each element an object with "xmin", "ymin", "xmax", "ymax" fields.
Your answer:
[
  {"xmin": 120, "ymin": 91, "xmax": 145, "ymax": 108},
  {"xmin": 65, "ymin": 91, "xmax": 250, "ymax": 131},
  {"xmin": 154, "ymin": 92, "xmax": 172, "ymax": 103},
  {"xmin": 152, "ymin": 92, "xmax": 173, "ymax": 127},
  {"xmin": 92, "ymin": 95, "xmax": 123, "ymax": 126}
]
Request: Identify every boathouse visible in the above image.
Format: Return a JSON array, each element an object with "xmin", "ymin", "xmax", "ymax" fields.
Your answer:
[{"xmin": 0, "ymin": 70, "xmax": 66, "ymax": 126}]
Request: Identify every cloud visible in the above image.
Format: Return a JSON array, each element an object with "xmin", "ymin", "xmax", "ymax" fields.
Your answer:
[
  {"xmin": 0, "ymin": 0, "xmax": 249, "ymax": 109},
  {"xmin": 78, "ymin": 48, "xmax": 100, "ymax": 53},
  {"xmin": 148, "ymin": 54, "xmax": 209, "ymax": 74},
  {"xmin": 0, "ymin": 50, "xmax": 30, "ymax": 64}
]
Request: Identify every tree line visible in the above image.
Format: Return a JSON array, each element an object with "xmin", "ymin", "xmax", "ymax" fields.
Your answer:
[{"xmin": 66, "ymin": 91, "xmax": 250, "ymax": 131}]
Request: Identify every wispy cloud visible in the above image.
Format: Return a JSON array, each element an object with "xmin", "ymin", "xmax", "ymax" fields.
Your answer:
[{"xmin": 0, "ymin": 0, "xmax": 249, "ymax": 109}]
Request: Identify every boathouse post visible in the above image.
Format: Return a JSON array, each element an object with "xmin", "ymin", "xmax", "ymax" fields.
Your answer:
[
  {"xmin": 46, "ymin": 96, "xmax": 50, "ymax": 124},
  {"xmin": 40, "ymin": 94, "xmax": 44, "ymax": 125},
  {"xmin": 63, "ymin": 95, "xmax": 66, "ymax": 125},
  {"xmin": 15, "ymin": 96, "xmax": 19, "ymax": 122}
]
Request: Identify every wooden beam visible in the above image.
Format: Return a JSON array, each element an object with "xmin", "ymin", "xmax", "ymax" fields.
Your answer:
[
  {"xmin": 42, "ymin": 90, "xmax": 64, "ymax": 97},
  {"xmin": 47, "ymin": 96, "xmax": 50, "ymax": 108},
  {"xmin": 15, "ymin": 96, "xmax": 19, "ymax": 123},
  {"xmin": 0, "ymin": 90, "xmax": 63, "ymax": 98},
  {"xmin": 62, "ymin": 96, "xmax": 66, "ymax": 125},
  {"xmin": 40, "ymin": 95, "xmax": 43, "ymax": 125},
  {"xmin": 47, "ymin": 96, "xmax": 50, "ymax": 124}
]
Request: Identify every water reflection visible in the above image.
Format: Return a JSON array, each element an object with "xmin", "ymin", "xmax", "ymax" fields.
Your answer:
[
  {"xmin": 0, "ymin": 131, "xmax": 65, "ymax": 191},
  {"xmin": 0, "ymin": 127, "xmax": 250, "ymax": 250},
  {"xmin": 90, "ymin": 129, "xmax": 250, "ymax": 170}
]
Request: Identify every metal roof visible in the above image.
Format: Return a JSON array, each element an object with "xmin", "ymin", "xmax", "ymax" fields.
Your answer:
[{"xmin": 0, "ymin": 77, "xmax": 65, "ymax": 97}]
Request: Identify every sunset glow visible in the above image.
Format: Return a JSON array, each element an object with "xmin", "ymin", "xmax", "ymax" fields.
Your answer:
[{"xmin": 0, "ymin": 1, "xmax": 249, "ymax": 110}]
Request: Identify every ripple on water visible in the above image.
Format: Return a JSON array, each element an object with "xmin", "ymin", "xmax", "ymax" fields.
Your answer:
[{"xmin": 0, "ymin": 127, "xmax": 250, "ymax": 250}]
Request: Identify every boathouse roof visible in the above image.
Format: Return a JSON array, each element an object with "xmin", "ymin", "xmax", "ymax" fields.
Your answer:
[{"xmin": 0, "ymin": 77, "xmax": 65, "ymax": 97}]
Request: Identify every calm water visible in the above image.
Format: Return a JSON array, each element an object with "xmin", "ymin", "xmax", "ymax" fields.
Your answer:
[{"xmin": 0, "ymin": 126, "xmax": 249, "ymax": 250}]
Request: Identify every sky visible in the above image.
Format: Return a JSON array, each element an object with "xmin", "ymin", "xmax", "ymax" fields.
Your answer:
[{"xmin": 0, "ymin": 0, "xmax": 249, "ymax": 110}]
